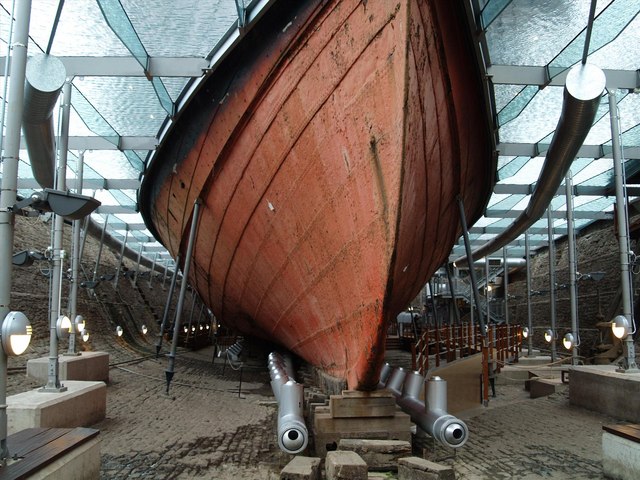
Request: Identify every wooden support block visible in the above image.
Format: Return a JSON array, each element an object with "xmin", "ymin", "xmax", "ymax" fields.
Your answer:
[
  {"xmin": 529, "ymin": 378, "xmax": 556, "ymax": 399},
  {"xmin": 330, "ymin": 390, "xmax": 396, "ymax": 418},
  {"xmin": 314, "ymin": 410, "xmax": 411, "ymax": 434}
]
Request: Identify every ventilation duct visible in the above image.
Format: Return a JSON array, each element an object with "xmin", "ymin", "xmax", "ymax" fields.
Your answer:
[
  {"xmin": 22, "ymin": 54, "xmax": 66, "ymax": 189},
  {"xmin": 454, "ymin": 63, "xmax": 605, "ymax": 267}
]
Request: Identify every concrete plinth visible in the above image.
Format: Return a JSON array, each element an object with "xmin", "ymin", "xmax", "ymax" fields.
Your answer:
[
  {"xmin": 27, "ymin": 352, "xmax": 110, "ymax": 383},
  {"xmin": 603, "ymin": 430, "xmax": 640, "ymax": 480},
  {"xmin": 7, "ymin": 381, "xmax": 107, "ymax": 435},
  {"xmin": 569, "ymin": 365, "xmax": 640, "ymax": 422}
]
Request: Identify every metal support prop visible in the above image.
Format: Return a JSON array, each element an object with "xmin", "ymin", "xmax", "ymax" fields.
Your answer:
[
  {"xmin": 609, "ymin": 90, "xmax": 639, "ymax": 372},
  {"xmin": 565, "ymin": 172, "xmax": 579, "ymax": 365},
  {"xmin": 156, "ymin": 255, "xmax": 180, "ymax": 358},
  {"xmin": 113, "ymin": 229, "xmax": 128, "ymax": 291},
  {"xmin": 457, "ymin": 197, "xmax": 489, "ymax": 405},
  {"xmin": 456, "ymin": 197, "xmax": 487, "ymax": 337},
  {"xmin": 485, "ymin": 258, "xmax": 490, "ymax": 324},
  {"xmin": 525, "ymin": 231, "xmax": 534, "ymax": 357},
  {"xmin": 547, "ymin": 208, "xmax": 557, "ymax": 362},
  {"xmin": 0, "ymin": 0, "xmax": 32, "ymax": 462},
  {"xmin": 166, "ymin": 200, "xmax": 201, "ymax": 392},
  {"xmin": 67, "ymin": 150, "xmax": 84, "ymax": 356},
  {"xmin": 445, "ymin": 263, "xmax": 461, "ymax": 325},
  {"xmin": 133, "ymin": 243, "xmax": 143, "ymax": 286},
  {"xmin": 43, "ymin": 79, "xmax": 72, "ymax": 392},
  {"xmin": 503, "ymin": 247, "xmax": 510, "ymax": 354},
  {"xmin": 92, "ymin": 214, "xmax": 109, "ymax": 282},
  {"xmin": 148, "ymin": 252, "xmax": 158, "ymax": 288},
  {"xmin": 161, "ymin": 259, "xmax": 169, "ymax": 289}
]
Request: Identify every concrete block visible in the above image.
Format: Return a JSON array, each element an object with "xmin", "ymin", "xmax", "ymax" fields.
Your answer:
[
  {"xmin": 338, "ymin": 439, "xmax": 411, "ymax": 471},
  {"xmin": 398, "ymin": 457, "xmax": 455, "ymax": 480},
  {"xmin": 603, "ymin": 431, "xmax": 640, "ymax": 480},
  {"xmin": 569, "ymin": 365, "xmax": 640, "ymax": 422},
  {"xmin": 529, "ymin": 378, "xmax": 556, "ymax": 398},
  {"xmin": 7, "ymin": 381, "xmax": 106, "ymax": 435},
  {"xmin": 27, "ymin": 352, "xmax": 110, "ymax": 383},
  {"xmin": 280, "ymin": 456, "xmax": 321, "ymax": 480},
  {"xmin": 325, "ymin": 450, "xmax": 368, "ymax": 480}
]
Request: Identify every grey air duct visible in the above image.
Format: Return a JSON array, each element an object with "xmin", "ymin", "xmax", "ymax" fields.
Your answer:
[
  {"xmin": 381, "ymin": 365, "xmax": 469, "ymax": 448},
  {"xmin": 454, "ymin": 63, "xmax": 605, "ymax": 267},
  {"xmin": 22, "ymin": 54, "xmax": 66, "ymax": 189},
  {"xmin": 267, "ymin": 352, "xmax": 308, "ymax": 454}
]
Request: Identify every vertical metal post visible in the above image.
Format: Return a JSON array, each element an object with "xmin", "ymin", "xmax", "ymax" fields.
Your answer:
[
  {"xmin": 156, "ymin": 256, "xmax": 180, "ymax": 357},
  {"xmin": 92, "ymin": 214, "xmax": 109, "ymax": 282},
  {"xmin": 0, "ymin": 0, "xmax": 31, "ymax": 461},
  {"xmin": 565, "ymin": 172, "xmax": 579, "ymax": 365},
  {"xmin": 148, "ymin": 252, "xmax": 158, "ymax": 288},
  {"xmin": 503, "ymin": 247, "xmax": 510, "ymax": 355},
  {"xmin": 166, "ymin": 199, "xmax": 201, "ymax": 392},
  {"xmin": 457, "ymin": 197, "xmax": 487, "ymax": 337},
  {"xmin": 113, "ymin": 229, "xmax": 128, "ymax": 291},
  {"xmin": 43, "ymin": 79, "xmax": 72, "ymax": 392},
  {"xmin": 161, "ymin": 259, "xmax": 169, "ymax": 289},
  {"xmin": 547, "ymin": 208, "xmax": 557, "ymax": 362},
  {"xmin": 445, "ymin": 263, "xmax": 461, "ymax": 325},
  {"xmin": 609, "ymin": 90, "xmax": 638, "ymax": 372},
  {"xmin": 525, "ymin": 231, "xmax": 534, "ymax": 357},
  {"xmin": 485, "ymin": 258, "xmax": 490, "ymax": 324},
  {"xmin": 133, "ymin": 243, "xmax": 143, "ymax": 286},
  {"xmin": 67, "ymin": 150, "xmax": 84, "ymax": 355}
]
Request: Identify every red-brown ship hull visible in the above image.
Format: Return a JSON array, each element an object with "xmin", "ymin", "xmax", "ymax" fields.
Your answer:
[{"xmin": 140, "ymin": 0, "xmax": 494, "ymax": 389}]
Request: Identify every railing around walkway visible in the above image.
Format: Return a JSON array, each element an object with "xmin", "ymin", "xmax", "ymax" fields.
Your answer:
[{"xmin": 411, "ymin": 323, "xmax": 523, "ymax": 404}]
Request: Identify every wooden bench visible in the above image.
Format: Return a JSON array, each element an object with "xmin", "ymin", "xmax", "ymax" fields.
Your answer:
[
  {"xmin": 0, "ymin": 427, "xmax": 99, "ymax": 480},
  {"xmin": 602, "ymin": 424, "xmax": 640, "ymax": 480}
]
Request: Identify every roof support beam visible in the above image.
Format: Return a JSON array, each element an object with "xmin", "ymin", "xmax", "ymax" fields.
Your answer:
[
  {"xmin": 17, "ymin": 178, "xmax": 140, "ymax": 190},
  {"xmin": 497, "ymin": 142, "xmax": 640, "ymax": 160},
  {"xmin": 486, "ymin": 209, "xmax": 613, "ymax": 220}
]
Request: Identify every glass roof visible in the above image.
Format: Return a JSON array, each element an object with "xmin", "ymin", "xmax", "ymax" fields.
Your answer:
[{"xmin": 0, "ymin": 0, "xmax": 638, "ymax": 267}]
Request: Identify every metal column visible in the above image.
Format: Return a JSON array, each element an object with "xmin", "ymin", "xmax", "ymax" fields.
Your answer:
[
  {"xmin": 133, "ymin": 243, "xmax": 143, "ymax": 286},
  {"xmin": 608, "ymin": 90, "xmax": 639, "ymax": 372},
  {"xmin": 547, "ymin": 208, "xmax": 557, "ymax": 362},
  {"xmin": 43, "ymin": 79, "xmax": 72, "ymax": 392},
  {"xmin": 113, "ymin": 229, "xmax": 128, "ymax": 291},
  {"xmin": 166, "ymin": 199, "xmax": 201, "ymax": 392},
  {"xmin": 503, "ymin": 247, "xmax": 510, "ymax": 354},
  {"xmin": 148, "ymin": 252, "xmax": 158, "ymax": 288},
  {"xmin": 525, "ymin": 231, "xmax": 534, "ymax": 357},
  {"xmin": 156, "ymin": 256, "xmax": 180, "ymax": 358},
  {"xmin": 67, "ymin": 150, "xmax": 84, "ymax": 355},
  {"xmin": 0, "ymin": 0, "xmax": 32, "ymax": 462},
  {"xmin": 92, "ymin": 214, "xmax": 109, "ymax": 283},
  {"xmin": 565, "ymin": 172, "xmax": 579, "ymax": 365}
]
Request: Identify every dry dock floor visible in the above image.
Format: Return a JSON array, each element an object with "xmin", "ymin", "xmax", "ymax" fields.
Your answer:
[{"xmin": 9, "ymin": 346, "xmax": 612, "ymax": 479}]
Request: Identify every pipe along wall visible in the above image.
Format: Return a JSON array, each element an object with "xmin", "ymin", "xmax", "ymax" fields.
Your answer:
[
  {"xmin": 268, "ymin": 352, "xmax": 308, "ymax": 454},
  {"xmin": 379, "ymin": 363, "xmax": 469, "ymax": 449}
]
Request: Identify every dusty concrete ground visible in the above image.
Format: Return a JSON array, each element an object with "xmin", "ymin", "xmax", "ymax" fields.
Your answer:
[{"xmin": 4, "ymin": 215, "xmax": 624, "ymax": 479}]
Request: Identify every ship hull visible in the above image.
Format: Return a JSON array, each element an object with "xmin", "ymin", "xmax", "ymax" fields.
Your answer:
[{"xmin": 140, "ymin": 0, "xmax": 494, "ymax": 389}]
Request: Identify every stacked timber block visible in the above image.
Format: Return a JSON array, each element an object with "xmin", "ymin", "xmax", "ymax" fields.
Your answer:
[
  {"xmin": 280, "ymin": 456, "xmax": 321, "ymax": 480},
  {"xmin": 325, "ymin": 450, "xmax": 367, "ymax": 479},
  {"xmin": 312, "ymin": 389, "xmax": 411, "ymax": 457},
  {"xmin": 337, "ymin": 438, "xmax": 411, "ymax": 471},
  {"xmin": 397, "ymin": 457, "xmax": 456, "ymax": 480}
]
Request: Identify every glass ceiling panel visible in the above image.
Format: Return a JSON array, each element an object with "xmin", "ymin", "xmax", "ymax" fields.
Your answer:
[
  {"xmin": 486, "ymin": 0, "xmax": 610, "ymax": 66},
  {"xmin": 499, "ymin": 86, "xmax": 563, "ymax": 143},
  {"xmin": 85, "ymin": 151, "xmax": 140, "ymax": 179}
]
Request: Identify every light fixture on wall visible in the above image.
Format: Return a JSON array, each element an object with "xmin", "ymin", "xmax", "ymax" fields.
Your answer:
[
  {"xmin": 55, "ymin": 315, "xmax": 72, "ymax": 339},
  {"xmin": 562, "ymin": 333, "xmax": 575, "ymax": 350},
  {"xmin": 612, "ymin": 315, "xmax": 630, "ymax": 339},
  {"xmin": 1, "ymin": 311, "xmax": 33, "ymax": 356}
]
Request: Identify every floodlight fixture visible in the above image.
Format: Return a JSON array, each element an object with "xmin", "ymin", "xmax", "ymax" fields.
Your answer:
[
  {"xmin": 183, "ymin": 325, "xmax": 188, "ymax": 333},
  {"xmin": 191, "ymin": 325, "xmax": 196, "ymax": 332},
  {"xmin": 55, "ymin": 315, "xmax": 72, "ymax": 339},
  {"xmin": 612, "ymin": 315, "xmax": 631, "ymax": 340},
  {"xmin": 563, "ymin": 333, "xmax": 575, "ymax": 350},
  {"xmin": 1, "ymin": 311, "xmax": 33, "ymax": 356},
  {"xmin": 199, "ymin": 324, "xmax": 203, "ymax": 331},
  {"xmin": 522, "ymin": 327, "xmax": 529, "ymax": 338},
  {"xmin": 12, "ymin": 250, "xmax": 46, "ymax": 267},
  {"xmin": 12, "ymin": 188, "xmax": 100, "ymax": 220},
  {"xmin": 544, "ymin": 329, "xmax": 555, "ymax": 343},
  {"xmin": 82, "ymin": 330, "xmax": 90, "ymax": 342},
  {"xmin": 74, "ymin": 315, "xmax": 85, "ymax": 333},
  {"xmin": 141, "ymin": 325, "xmax": 148, "ymax": 335},
  {"xmin": 116, "ymin": 326, "xmax": 123, "ymax": 337},
  {"xmin": 206, "ymin": 324, "xmax": 210, "ymax": 330}
]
